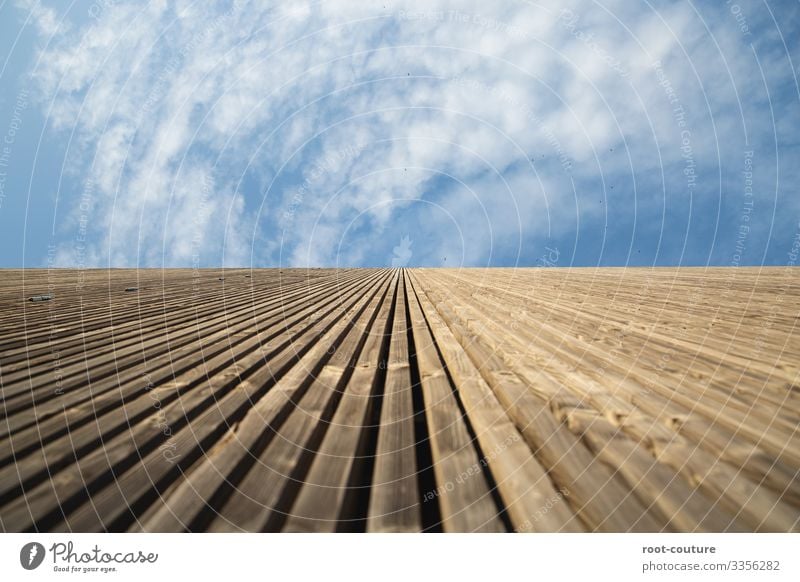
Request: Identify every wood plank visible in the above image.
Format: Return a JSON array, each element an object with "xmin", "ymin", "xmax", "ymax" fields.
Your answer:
[
  {"xmin": 139, "ymin": 271, "xmax": 391, "ymax": 531},
  {"xmin": 0, "ymin": 271, "xmax": 386, "ymax": 531},
  {"xmin": 367, "ymin": 273, "xmax": 421, "ymax": 532},
  {"xmin": 404, "ymin": 272, "xmax": 505, "ymax": 532},
  {"xmin": 204, "ymin": 272, "xmax": 394, "ymax": 532},
  {"xmin": 0, "ymin": 267, "xmax": 796, "ymax": 533},
  {"xmin": 414, "ymin": 272, "xmax": 666, "ymax": 532},
  {"xmin": 408, "ymin": 271, "xmax": 583, "ymax": 532},
  {"xmin": 282, "ymin": 274, "xmax": 398, "ymax": 532}
]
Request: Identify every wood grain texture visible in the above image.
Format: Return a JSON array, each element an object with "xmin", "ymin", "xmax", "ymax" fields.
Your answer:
[{"xmin": 0, "ymin": 267, "xmax": 798, "ymax": 532}]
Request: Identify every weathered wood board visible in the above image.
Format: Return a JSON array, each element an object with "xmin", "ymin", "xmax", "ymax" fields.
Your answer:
[{"xmin": 1, "ymin": 267, "xmax": 797, "ymax": 532}]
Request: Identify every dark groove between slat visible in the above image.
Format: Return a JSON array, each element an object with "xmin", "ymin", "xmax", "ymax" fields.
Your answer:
[
  {"xmin": 407, "ymin": 275, "xmax": 513, "ymax": 532},
  {"xmin": 184, "ymin": 273, "xmax": 390, "ymax": 532},
  {"xmin": 21, "ymin": 274, "xmax": 386, "ymax": 531},
  {"xmin": 0, "ymin": 273, "xmax": 383, "ymax": 471},
  {"xmin": 263, "ymin": 276, "xmax": 394, "ymax": 532},
  {"xmin": 336, "ymin": 275, "xmax": 399, "ymax": 532},
  {"xmin": 403, "ymin": 272, "xmax": 443, "ymax": 533}
]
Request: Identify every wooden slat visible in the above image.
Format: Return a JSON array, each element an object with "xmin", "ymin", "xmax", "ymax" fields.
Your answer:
[
  {"xmin": 0, "ymin": 270, "xmax": 382, "ymax": 504},
  {"xmin": 367, "ymin": 273, "xmax": 421, "ymax": 532},
  {"xmin": 407, "ymin": 271, "xmax": 582, "ymax": 532},
  {"xmin": 140, "ymin": 275, "xmax": 394, "ymax": 531},
  {"xmin": 404, "ymin": 272, "xmax": 505, "ymax": 532},
  {"xmin": 0, "ymin": 271, "xmax": 386, "ymax": 531},
  {"xmin": 282, "ymin": 274, "xmax": 398, "ymax": 532},
  {"xmin": 414, "ymin": 271, "xmax": 667, "ymax": 532},
  {"xmin": 0, "ymin": 267, "xmax": 796, "ymax": 533},
  {"xmin": 203, "ymin": 272, "xmax": 394, "ymax": 532}
]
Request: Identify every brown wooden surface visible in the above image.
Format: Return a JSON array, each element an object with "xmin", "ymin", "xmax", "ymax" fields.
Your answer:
[{"xmin": 0, "ymin": 267, "xmax": 798, "ymax": 532}]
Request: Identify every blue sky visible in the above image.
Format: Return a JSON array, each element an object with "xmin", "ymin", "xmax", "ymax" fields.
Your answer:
[{"xmin": 0, "ymin": 0, "xmax": 798, "ymax": 268}]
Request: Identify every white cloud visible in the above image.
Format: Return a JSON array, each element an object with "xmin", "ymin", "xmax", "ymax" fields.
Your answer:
[{"xmin": 19, "ymin": 0, "xmax": 798, "ymax": 267}]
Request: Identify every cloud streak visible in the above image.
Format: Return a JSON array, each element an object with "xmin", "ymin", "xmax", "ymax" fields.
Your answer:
[{"xmin": 15, "ymin": 0, "xmax": 800, "ymax": 267}]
